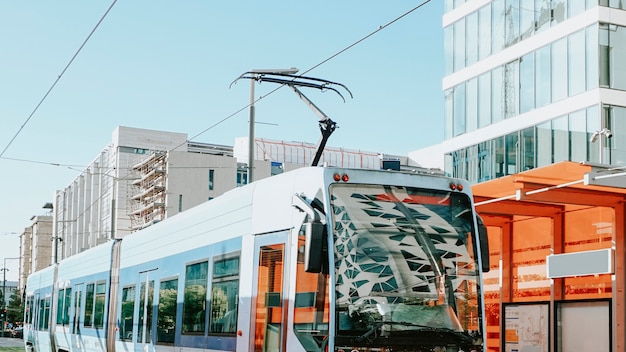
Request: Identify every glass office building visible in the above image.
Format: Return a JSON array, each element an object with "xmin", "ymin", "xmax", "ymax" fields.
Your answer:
[{"xmin": 441, "ymin": 1, "xmax": 626, "ymax": 183}]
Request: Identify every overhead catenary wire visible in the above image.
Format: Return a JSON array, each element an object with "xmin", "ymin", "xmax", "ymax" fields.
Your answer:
[
  {"xmin": 1, "ymin": 0, "xmax": 433, "ymax": 168},
  {"xmin": 3, "ymin": 1, "xmax": 433, "ymax": 234},
  {"xmin": 0, "ymin": 0, "xmax": 118, "ymax": 160},
  {"xmin": 184, "ymin": 0, "xmax": 432, "ymax": 149}
]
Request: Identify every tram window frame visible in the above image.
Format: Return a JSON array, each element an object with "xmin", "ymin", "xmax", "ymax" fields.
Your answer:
[
  {"xmin": 56, "ymin": 288, "xmax": 72, "ymax": 326},
  {"xmin": 182, "ymin": 260, "xmax": 209, "ymax": 335},
  {"xmin": 208, "ymin": 253, "xmax": 240, "ymax": 335}
]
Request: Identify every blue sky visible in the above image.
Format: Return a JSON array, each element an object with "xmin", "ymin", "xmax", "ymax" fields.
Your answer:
[{"xmin": 0, "ymin": 1, "xmax": 444, "ymax": 280}]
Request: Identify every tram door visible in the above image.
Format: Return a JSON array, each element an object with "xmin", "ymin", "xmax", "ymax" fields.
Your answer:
[
  {"xmin": 253, "ymin": 232, "xmax": 289, "ymax": 352},
  {"xmin": 70, "ymin": 284, "xmax": 83, "ymax": 352},
  {"xmin": 137, "ymin": 270, "xmax": 156, "ymax": 349}
]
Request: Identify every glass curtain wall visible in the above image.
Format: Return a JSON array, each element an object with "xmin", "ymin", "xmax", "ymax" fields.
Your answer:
[
  {"xmin": 447, "ymin": 106, "xmax": 606, "ymax": 182},
  {"xmin": 446, "ymin": 25, "xmax": 597, "ymax": 139}
]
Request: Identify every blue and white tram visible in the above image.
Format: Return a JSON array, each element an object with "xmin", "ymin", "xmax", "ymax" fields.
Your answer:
[{"xmin": 25, "ymin": 167, "xmax": 489, "ymax": 352}]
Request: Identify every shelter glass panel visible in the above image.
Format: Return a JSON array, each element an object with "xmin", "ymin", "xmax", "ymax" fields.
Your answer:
[
  {"xmin": 512, "ymin": 217, "xmax": 551, "ymax": 301},
  {"xmin": 484, "ymin": 226, "xmax": 502, "ymax": 352},
  {"xmin": 563, "ymin": 206, "xmax": 613, "ymax": 300},
  {"xmin": 557, "ymin": 301, "xmax": 610, "ymax": 351}
]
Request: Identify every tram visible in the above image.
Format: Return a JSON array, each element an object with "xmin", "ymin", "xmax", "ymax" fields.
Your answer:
[{"xmin": 24, "ymin": 166, "xmax": 489, "ymax": 352}]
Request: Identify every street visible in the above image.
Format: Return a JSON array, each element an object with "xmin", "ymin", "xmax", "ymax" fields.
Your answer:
[{"xmin": 0, "ymin": 337, "xmax": 23, "ymax": 350}]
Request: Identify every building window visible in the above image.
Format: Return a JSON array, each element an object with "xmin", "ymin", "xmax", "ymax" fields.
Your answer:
[
  {"xmin": 237, "ymin": 167, "xmax": 248, "ymax": 187},
  {"xmin": 454, "ymin": 83, "xmax": 466, "ymax": 136},
  {"xmin": 209, "ymin": 169, "xmax": 214, "ymax": 191},
  {"xmin": 178, "ymin": 194, "xmax": 183, "ymax": 213},
  {"xmin": 271, "ymin": 162, "xmax": 283, "ymax": 176}
]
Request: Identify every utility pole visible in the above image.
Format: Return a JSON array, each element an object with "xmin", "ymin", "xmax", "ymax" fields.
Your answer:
[{"xmin": 1, "ymin": 266, "xmax": 7, "ymax": 335}]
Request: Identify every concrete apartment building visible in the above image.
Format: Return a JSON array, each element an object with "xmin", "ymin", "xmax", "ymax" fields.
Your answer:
[
  {"xmin": 47, "ymin": 126, "xmax": 398, "ymax": 263},
  {"xmin": 17, "ymin": 215, "xmax": 52, "ymax": 292},
  {"xmin": 50, "ymin": 126, "xmax": 236, "ymax": 262}
]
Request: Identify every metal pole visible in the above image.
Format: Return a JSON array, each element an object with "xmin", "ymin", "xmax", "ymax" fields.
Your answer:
[
  {"xmin": 1, "ymin": 265, "xmax": 6, "ymax": 334},
  {"xmin": 248, "ymin": 76, "xmax": 256, "ymax": 184},
  {"xmin": 599, "ymin": 134, "xmax": 603, "ymax": 164}
]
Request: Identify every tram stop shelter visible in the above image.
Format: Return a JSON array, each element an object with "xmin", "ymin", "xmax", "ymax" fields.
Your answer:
[{"xmin": 472, "ymin": 161, "xmax": 626, "ymax": 352}]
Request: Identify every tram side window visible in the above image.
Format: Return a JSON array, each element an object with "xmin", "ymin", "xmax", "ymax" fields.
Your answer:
[
  {"xmin": 84, "ymin": 284, "xmax": 95, "ymax": 327},
  {"xmin": 56, "ymin": 288, "xmax": 72, "ymax": 326},
  {"xmin": 25, "ymin": 296, "xmax": 33, "ymax": 325},
  {"xmin": 156, "ymin": 279, "xmax": 178, "ymax": 345},
  {"xmin": 120, "ymin": 286, "xmax": 136, "ymax": 341},
  {"xmin": 209, "ymin": 255, "xmax": 240, "ymax": 334},
  {"xmin": 84, "ymin": 282, "xmax": 106, "ymax": 328},
  {"xmin": 182, "ymin": 261, "xmax": 208, "ymax": 334},
  {"xmin": 39, "ymin": 297, "xmax": 51, "ymax": 330},
  {"xmin": 94, "ymin": 282, "xmax": 106, "ymax": 328}
]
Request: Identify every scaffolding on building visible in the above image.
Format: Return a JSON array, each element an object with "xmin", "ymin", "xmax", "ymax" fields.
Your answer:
[{"xmin": 129, "ymin": 151, "xmax": 167, "ymax": 231}]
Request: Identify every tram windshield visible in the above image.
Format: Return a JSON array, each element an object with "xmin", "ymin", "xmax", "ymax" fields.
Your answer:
[{"xmin": 330, "ymin": 183, "xmax": 483, "ymax": 349}]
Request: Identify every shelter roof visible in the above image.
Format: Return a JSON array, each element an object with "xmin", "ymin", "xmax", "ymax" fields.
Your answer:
[{"xmin": 472, "ymin": 161, "xmax": 626, "ymax": 219}]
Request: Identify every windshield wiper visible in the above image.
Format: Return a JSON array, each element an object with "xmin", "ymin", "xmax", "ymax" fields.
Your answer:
[{"xmin": 355, "ymin": 322, "xmax": 472, "ymax": 345}]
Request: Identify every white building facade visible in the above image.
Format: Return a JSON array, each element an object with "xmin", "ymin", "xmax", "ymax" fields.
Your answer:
[
  {"xmin": 410, "ymin": 1, "xmax": 626, "ymax": 183},
  {"xmin": 52, "ymin": 127, "xmax": 234, "ymax": 260}
]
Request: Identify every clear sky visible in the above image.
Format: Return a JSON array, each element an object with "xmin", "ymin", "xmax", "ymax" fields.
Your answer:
[{"xmin": 0, "ymin": 1, "xmax": 444, "ymax": 281}]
